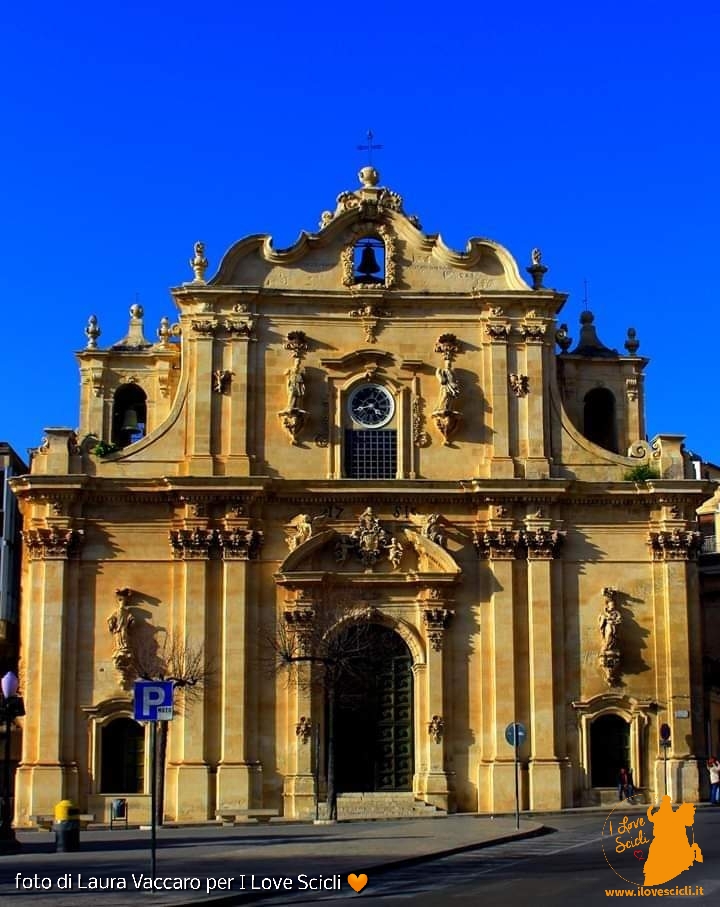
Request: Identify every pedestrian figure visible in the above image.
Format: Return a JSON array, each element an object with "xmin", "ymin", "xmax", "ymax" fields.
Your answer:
[
  {"xmin": 617, "ymin": 766, "xmax": 629, "ymax": 800},
  {"xmin": 707, "ymin": 757, "xmax": 720, "ymax": 805}
]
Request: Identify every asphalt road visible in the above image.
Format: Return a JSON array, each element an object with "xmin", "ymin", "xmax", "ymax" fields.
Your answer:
[{"xmin": 262, "ymin": 810, "xmax": 720, "ymax": 906}]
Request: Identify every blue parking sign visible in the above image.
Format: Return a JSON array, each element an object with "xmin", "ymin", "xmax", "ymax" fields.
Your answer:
[{"xmin": 134, "ymin": 680, "xmax": 174, "ymax": 721}]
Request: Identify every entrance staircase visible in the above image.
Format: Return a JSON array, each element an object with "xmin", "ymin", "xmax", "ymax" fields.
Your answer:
[{"xmin": 335, "ymin": 792, "xmax": 444, "ymax": 820}]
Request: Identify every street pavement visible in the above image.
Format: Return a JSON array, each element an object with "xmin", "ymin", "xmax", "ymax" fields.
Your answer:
[{"xmin": 0, "ymin": 814, "xmax": 545, "ymax": 907}]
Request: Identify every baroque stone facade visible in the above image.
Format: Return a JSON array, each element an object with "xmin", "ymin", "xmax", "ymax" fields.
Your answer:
[{"xmin": 10, "ymin": 168, "xmax": 712, "ymax": 824}]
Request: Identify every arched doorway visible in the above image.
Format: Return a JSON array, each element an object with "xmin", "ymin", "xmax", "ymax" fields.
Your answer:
[
  {"xmin": 590, "ymin": 714, "xmax": 630, "ymax": 787},
  {"xmin": 333, "ymin": 624, "xmax": 413, "ymax": 792}
]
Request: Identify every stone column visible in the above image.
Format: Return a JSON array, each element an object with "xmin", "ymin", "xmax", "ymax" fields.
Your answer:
[
  {"xmin": 186, "ymin": 323, "xmax": 215, "ymax": 475},
  {"xmin": 215, "ymin": 522, "xmax": 265, "ymax": 813},
  {"xmin": 525, "ymin": 523, "xmax": 566, "ymax": 809},
  {"xmin": 647, "ymin": 528, "xmax": 703, "ymax": 801},
  {"xmin": 226, "ymin": 315, "xmax": 256, "ymax": 476},
  {"xmin": 164, "ymin": 523, "xmax": 212, "ymax": 821},
  {"xmin": 484, "ymin": 321, "xmax": 514, "ymax": 478},
  {"xmin": 420, "ymin": 595, "xmax": 453, "ymax": 811},
  {"xmin": 474, "ymin": 522, "xmax": 522, "ymax": 812},
  {"xmin": 282, "ymin": 596, "xmax": 317, "ymax": 819},
  {"xmin": 15, "ymin": 526, "xmax": 83, "ymax": 823},
  {"xmin": 519, "ymin": 323, "xmax": 550, "ymax": 478}
]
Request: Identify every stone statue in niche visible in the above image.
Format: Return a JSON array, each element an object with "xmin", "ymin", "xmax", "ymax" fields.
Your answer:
[
  {"xmin": 599, "ymin": 598, "xmax": 621, "ymax": 650},
  {"xmin": 434, "ymin": 365, "xmax": 461, "ymax": 413},
  {"xmin": 107, "ymin": 588, "xmax": 135, "ymax": 653},
  {"xmin": 285, "ymin": 361, "xmax": 306, "ymax": 410},
  {"xmin": 598, "ymin": 588, "xmax": 622, "ymax": 686}
]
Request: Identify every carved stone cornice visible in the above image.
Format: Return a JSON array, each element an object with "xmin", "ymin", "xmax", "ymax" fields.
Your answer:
[
  {"xmin": 222, "ymin": 316, "xmax": 257, "ymax": 338},
  {"xmin": 485, "ymin": 323, "xmax": 509, "ymax": 342},
  {"xmin": 190, "ymin": 319, "xmax": 216, "ymax": 335},
  {"xmin": 23, "ymin": 527, "xmax": 84, "ymax": 560},
  {"xmin": 217, "ymin": 528, "xmax": 263, "ymax": 560},
  {"xmin": 168, "ymin": 527, "xmax": 263, "ymax": 560},
  {"xmin": 519, "ymin": 324, "xmax": 546, "ymax": 342},
  {"xmin": 284, "ymin": 607, "xmax": 316, "ymax": 627},
  {"xmin": 284, "ymin": 606, "xmax": 315, "ymax": 655},
  {"xmin": 647, "ymin": 529, "xmax": 702, "ymax": 561},
  {"xmin": 523, "ymin": 528, "xmax": 565, "ymax": 560},
  {"xmin": 422, "ymin": 607, "xmax": 454, "ymax": 652},
  {"xmin": 472, "ymin": 527, "xmax": 524, "ymax": 559},
  {"xmin": 169, "ymin": 528, "xmax": 214, "ymax": 559}
]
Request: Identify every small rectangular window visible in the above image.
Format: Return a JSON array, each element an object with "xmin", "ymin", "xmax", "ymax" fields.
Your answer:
[{"xmin": 345, "ymin": 429, "xmax": 397, "ymax": 479}]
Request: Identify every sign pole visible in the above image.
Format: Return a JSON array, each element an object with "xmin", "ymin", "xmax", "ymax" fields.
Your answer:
[
  {"xmin": 133, "ymin": 680, "xmax": 174, "ymax": 883},
  {"xmin": 659, "ymin": 723, "xmax": 671, "ymax": 799},
  {"xmin": 514, "ymin": 734, "xmax": 520, "ymax": 831},
  {"xmin": 505, "ymin": 721, "xmax": 526, "ymax": 831},
  {"xmin": 150, "ymin": 720, "xmax": 157, "ymax": 880}
]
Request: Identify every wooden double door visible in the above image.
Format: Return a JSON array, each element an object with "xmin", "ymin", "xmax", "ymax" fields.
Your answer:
[{"xmin": 333, "ymin": 625, "xmax": 414, "ymax": 792}]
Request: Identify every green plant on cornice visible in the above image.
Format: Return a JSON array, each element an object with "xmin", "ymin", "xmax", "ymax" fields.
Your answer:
[
  {"xmin": 624, "ymin": 463, "xmax": 660, "ymax": 482},
  {"xmin": 92, "ymin": 440, "xmax": 121, "ymax": 457}
]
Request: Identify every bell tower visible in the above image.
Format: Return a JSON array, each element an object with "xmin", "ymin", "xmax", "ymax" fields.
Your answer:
[{"xmin": 76, "ymin": 304, "xmax": 181, "ymax": 452}]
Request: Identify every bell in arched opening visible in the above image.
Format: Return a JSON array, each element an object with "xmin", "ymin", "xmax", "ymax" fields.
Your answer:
[
  {"xmin": 121, "ymin": 409, "xmax": 139, "ymax": 433},
  {"xmin": 111, "ymin": 384, "xmax": 148, "ymax": 448},
  {"xmin": 353, "ymin": 238, "xmax": 385, "ymax": 284}
]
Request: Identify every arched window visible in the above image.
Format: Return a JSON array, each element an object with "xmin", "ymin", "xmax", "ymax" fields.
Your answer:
[
  {"xmin": 101, "ymin": 718, "xmax": 145, "ymax": 793},
  {"xmin": 352, "ymin": 237, "xmax": 385, "ymax": 284},
  {"xmin": 590, "ymin": 714, "xmax": 630, "ymax": 787},
  {"xmin": 344, "ymin": 383, "xmax": 397, "ymax": 479},
  {"xmin": 583, "ymin": 387, "xmax": 617, "ymax": 453},
  {"xmin": 111, "ymin": 384, "xmax": 147, "ymax": 448}
]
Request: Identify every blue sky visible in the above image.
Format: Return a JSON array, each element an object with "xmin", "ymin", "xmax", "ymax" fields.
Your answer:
[{"xmin": 3, "ymin": 1, "xmax": 719, "ymax": 465}]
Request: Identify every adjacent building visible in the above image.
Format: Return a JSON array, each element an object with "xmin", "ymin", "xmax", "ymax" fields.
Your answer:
[{"xmin": 10, "ymin": 167, "xmax": 712, "ymax": 824}]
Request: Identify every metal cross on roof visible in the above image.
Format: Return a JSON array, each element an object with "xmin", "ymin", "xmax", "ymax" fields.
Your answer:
[{"xmin": 357, "ymin": 129, "xmax": 383, "ymax": 166}]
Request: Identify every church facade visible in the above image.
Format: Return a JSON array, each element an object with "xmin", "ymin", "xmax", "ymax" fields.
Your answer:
[{"xmin": 11, "ymin": 167, "xmax": 711, "ymax": 824}]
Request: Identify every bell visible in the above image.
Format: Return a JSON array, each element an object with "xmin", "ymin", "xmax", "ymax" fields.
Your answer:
[
  {"xmin": 121, "ymin": 408, "xmax": 139, "ymax": 432},
  {"xmin": 357, "ymin": 243, "xmax": 381, "ymax": 278}
]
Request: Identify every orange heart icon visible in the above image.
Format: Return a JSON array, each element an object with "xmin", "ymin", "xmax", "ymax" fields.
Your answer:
[{"xmin": 347, "ymin": 873, "xmax": 368, "ymax": 893}]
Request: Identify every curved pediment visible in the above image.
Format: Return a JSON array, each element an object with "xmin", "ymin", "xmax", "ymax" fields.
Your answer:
[
  {"xmin": 403, "ymin": 529, "xmax": 462, "ymax": 575},
  {"xmin": 277, "ymin": 520, "xmax": 461, "ymax": 579},
  {"xmin": 206, "ymin": 169, "xmax": 533, "ymax": 294}
]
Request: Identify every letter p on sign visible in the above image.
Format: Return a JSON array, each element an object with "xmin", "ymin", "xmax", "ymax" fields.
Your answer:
[{"xmin": 134, "ymin": 680, "xmax": 174, "ymax": 721}]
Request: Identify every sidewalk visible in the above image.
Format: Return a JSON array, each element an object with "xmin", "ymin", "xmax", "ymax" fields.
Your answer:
[{"xmin": 1, "ymin": 815, "xmax": 544, "ymax": 907}]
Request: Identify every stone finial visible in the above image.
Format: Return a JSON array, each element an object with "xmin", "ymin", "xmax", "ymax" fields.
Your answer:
[
  {"xmin": 526, "ymin": 248, "xmax": 548, "ymax": 289},
  {"xmin": 359, "ymin": 166, "xmax": 380, "ymax": 188},
  {"xmin": 111, "ymin": 305, "xmax": 151, "ymax": 350},
  {"xmin": 624, "ymin": 327, "xmax": 640, "ymax": 356},
  {"xmin": 189, "ymin": 240, "xmax": 208, "ymax": 283},
  {"xmin": 157, "ymin": 315, "xmax": 171, "ymax": 344},
  {"xmin": 85, "ymin": 314, "xmax": 101, "ymax": 349}
]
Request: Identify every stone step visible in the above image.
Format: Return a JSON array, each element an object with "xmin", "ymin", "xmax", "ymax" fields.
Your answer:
[{"xmin": 334, "ymin": 792, "xmax": 444, "ymax": 820}]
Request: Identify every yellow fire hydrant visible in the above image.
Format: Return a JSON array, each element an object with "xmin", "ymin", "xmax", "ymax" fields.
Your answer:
[{"xmin": 54, "ymin": 799, "xmax": 80, "ymax": 852}]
